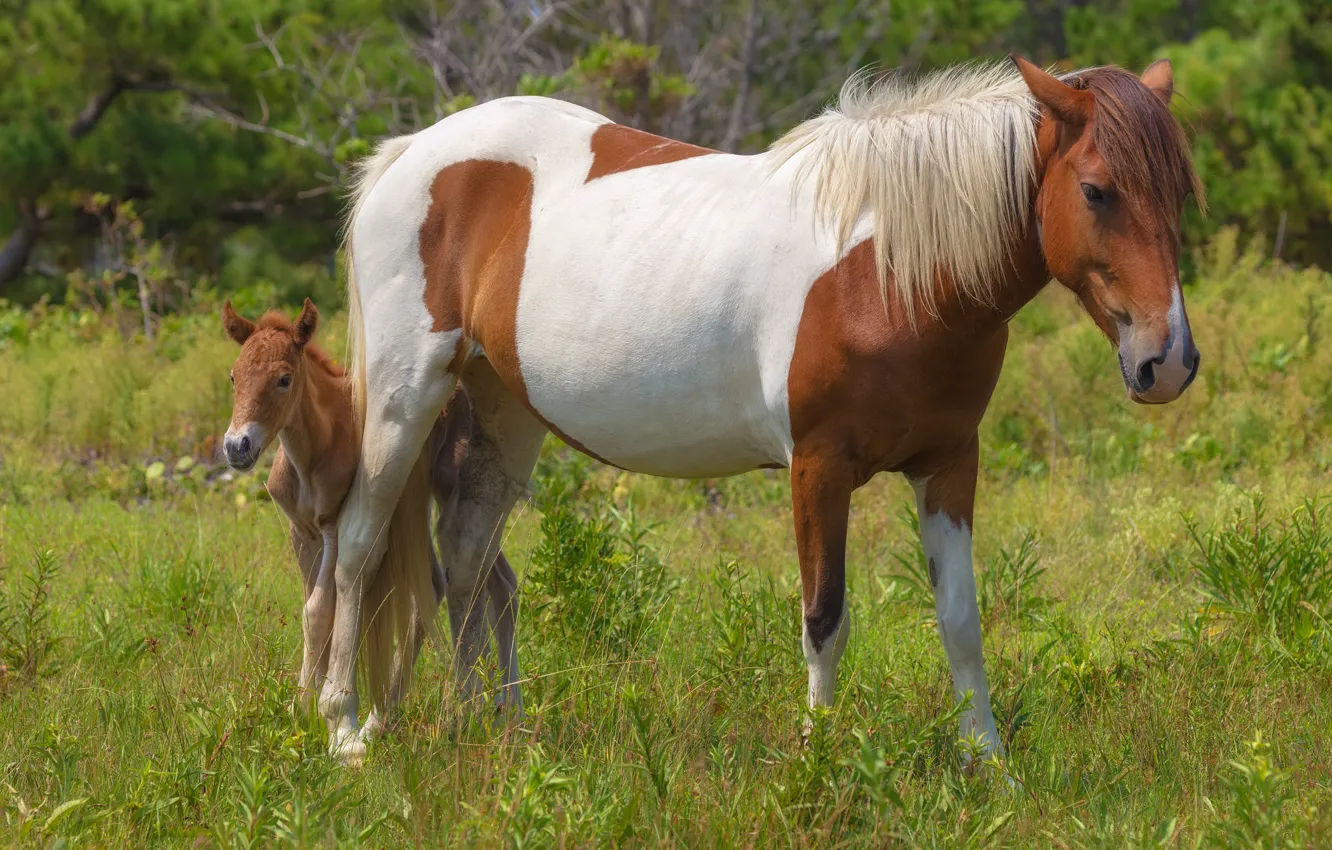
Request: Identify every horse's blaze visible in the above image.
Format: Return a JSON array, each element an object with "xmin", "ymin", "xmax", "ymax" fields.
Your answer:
[
  {"xmin": 584, "ymin": 123, "xmax": 715, "ymax": 182},
  {"xmin": 418, "ymin": 158, "xmax": 622, "ymax": 468}
]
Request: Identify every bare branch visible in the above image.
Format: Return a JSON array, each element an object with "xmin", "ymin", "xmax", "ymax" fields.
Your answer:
[{"xmin": 720, "ymin": 0, "xmax": 761, "ymax": 152}]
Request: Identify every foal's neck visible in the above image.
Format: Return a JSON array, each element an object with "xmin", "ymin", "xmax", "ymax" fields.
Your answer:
[{"xmin": 277, "ymin": 350, "xmax": 352, "ymax": 477}]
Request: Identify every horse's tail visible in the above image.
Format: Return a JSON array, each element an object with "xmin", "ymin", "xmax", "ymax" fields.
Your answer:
[
  {"xmin": 361, "ymin": 444, "xmax": 437, "ymax": 712},
  {"xmin": 343, "ymin": 133, "xmax": 417, "ymax": 431}
]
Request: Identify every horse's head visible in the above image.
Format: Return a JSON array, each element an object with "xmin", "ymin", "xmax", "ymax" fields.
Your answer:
[
  {"xmin": 1014, "ymin": 56, "xmax": 1204, "ymax": 404},
  {"xmin": 220, "ymin": 298, "xmax": 319, "ymax": 470}
]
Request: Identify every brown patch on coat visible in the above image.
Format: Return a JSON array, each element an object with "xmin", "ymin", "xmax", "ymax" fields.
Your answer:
[
  {"xmin": 418, "ymin": 159, "xmax": 624, "ymax": 469},
  {"xmin": 585, "ymin": 124, "xmax": 715, "ymax": 182},
  {"xmin": 419, "ymin": 159, "xmax": 534, "ymax": 383}
]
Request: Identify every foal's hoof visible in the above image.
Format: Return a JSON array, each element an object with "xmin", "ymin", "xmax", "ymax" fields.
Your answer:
[{"xmin": 329, "ymin": 730, "xmax": 367, "ymax": 767}]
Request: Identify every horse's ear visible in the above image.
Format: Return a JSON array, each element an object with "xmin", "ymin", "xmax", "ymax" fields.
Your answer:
[
  {"xmin": 293, "ymin": 298, "xmax": 319, "ymax": 347},
  {"xmin": 221, "ymin": 299, "xmax": 256, "ymax": 345},
  {"xmin": 1140, "ymin": 58, "xmax": 1174, "ymax": 106},
  {"xmin": 1010, "ymin": 55, "xmax": 1093, "ymax": 127}
]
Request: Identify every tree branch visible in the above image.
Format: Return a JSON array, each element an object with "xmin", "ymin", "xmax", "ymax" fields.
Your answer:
[
  {"xmin": 0, "ymin": 202, "xmax": 43, "ymax": 288},
  {"xmin": 720, "ymin": 0, "xmax": 761, "ymax": 152}
]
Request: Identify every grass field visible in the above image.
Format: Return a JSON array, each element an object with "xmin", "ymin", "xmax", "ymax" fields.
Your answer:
[{"xmin": 3, "ymin": 230, "xmax": 1332, "ymax": 846}]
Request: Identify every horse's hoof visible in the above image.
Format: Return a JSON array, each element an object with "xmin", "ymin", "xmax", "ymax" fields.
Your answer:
[
  {"xmin": 329, "ymin": 731, "xmax": 367, "ymax": 767},
  {"xmin": 360, "ymin": 711, "xmax": 386, "ymax": 742}
]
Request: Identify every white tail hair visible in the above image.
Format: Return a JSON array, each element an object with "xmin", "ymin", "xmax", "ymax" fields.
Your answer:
[
  {"xmin": 343, "ymin": 133, "xmax": 418, "ymax": 428},
  {"xmin": 770, "ymin": 61, "xmax": 1040, "ymax": 322}
]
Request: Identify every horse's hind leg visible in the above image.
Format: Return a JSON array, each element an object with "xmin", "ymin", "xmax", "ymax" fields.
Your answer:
[
  {"xmin": 487, "ymin": 552, "xmax": 522, "ymax": 713},
  {"xmin": 437, "ymin": 360, "xmax": 544, "ymax": 709},
  {"xmin": 320, "ymin": 340, "xmax": 458, "ymax": 763}
]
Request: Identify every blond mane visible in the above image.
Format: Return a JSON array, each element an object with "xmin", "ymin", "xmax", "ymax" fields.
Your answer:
[{"xmin": 771, "ymin": 61, "xmax": 1040, "ymax": 320}]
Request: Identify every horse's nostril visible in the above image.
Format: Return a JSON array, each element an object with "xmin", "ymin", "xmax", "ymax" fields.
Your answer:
[
  {"xmin": 1181, "ymin": 350, "xmax": 1201, "ymax": 391},
  {"xmin": 1136, "ymin": 360, "xmax": 1155, "ymax": 391},
  {"xmin": 239, "ymin": 435, "xmax": 251, "ymax": 455}
]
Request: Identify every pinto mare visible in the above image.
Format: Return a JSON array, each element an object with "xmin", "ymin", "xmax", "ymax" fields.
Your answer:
[
  {"xmin": 321, "ymin": 56, "xmax": 1204, "ymax": 762},
  {"xmin": 219, "ymin": 299, "xmax": 521, "ymax": 742}
]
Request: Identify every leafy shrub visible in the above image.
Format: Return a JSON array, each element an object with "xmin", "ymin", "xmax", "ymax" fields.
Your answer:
[
  {"xmin": 524, "ymin": 497, "xmax": 676, "ymax": 660},
  {"xmin": 1208, "ymin": 732, "xmax": 1321, "ymax": 848},
  {"xmin": 978, "ymin": 529, "xmax": 1047, "ymax": 624},
  {"xmin": 0, "ymin": 549, "xmax": 61, "ymax": 685},
  {"xmin": 1188, "ymin": 496, "xmax": 1332, "ymax": 664},
  {"xmin": 706, "ymin": 558, "xmax": 796, "ymax": 692}
]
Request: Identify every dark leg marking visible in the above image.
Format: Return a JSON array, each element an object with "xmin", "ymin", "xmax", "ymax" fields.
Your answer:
[{"xmin": 805, "ymin": 593, "xmax": 844, "ymax": 654}]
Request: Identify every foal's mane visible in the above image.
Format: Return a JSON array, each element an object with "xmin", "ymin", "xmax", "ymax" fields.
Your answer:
[
  {"xmin": 770, "ymin": 60, "xmax": 1200, "ymax": 320},
  {"xmin": 255, "ymin": 311, "xmax": 346, "ymax": 379}
]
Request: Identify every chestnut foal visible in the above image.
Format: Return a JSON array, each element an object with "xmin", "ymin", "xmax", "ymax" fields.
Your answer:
[{"xmin": 221, "ymin": 299, "xmax": 520, "ymax": 739}]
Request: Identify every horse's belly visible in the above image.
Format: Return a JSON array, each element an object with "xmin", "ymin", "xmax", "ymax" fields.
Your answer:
[
  {"xmin": 514, "ymin": 324, "xmax": 784, "ymax": 477},
  {"xmin": 508, "ymin": 153, "xmax": 848, "ymax": 478}
]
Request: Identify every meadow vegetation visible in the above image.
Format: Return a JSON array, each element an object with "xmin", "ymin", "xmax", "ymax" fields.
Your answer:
[{"xmin": 1, "ymin": 229, "xmax": 1331, "ymax": 846}]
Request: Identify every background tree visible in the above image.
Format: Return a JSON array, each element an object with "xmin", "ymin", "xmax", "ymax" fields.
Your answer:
[{"xmin": 1, "ymin": 0, "xmax": 1329, "ymax": 308}]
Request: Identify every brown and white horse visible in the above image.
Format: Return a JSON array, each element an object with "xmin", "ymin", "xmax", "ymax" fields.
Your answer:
[
  {"xmin": 220, "ymin": 300, "xmax": 521, "ymax": 747},
  {"xmin": 318, "ymin": 56, "xmax": 1202, "ymax": 762}
]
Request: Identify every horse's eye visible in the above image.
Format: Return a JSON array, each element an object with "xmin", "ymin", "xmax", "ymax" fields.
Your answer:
[
  {"xmin": 1081, "ymin": 183, "xmax": 1106, "ymax": 205},
  {"xmin": 278, "ymin": 374, "xmax": 293, "ymax": 389},
  {"xmin": 228, "ymin": 372, "xmax": 234, "ymax": 385}
]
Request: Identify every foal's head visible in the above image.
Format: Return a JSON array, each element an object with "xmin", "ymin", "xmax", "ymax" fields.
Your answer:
[
  {"xmin": 221, "ymin": 298, "xmax": 321, "ymax": 470},
  {"xmin": 1014, "ymin": 57, "xmax": 1204, "ymax": 404}
]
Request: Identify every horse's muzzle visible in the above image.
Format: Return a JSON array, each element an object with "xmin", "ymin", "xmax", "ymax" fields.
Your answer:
[{"xmin": 1120, "ymin": 286, "xmax": 1199, "ymax": 405}]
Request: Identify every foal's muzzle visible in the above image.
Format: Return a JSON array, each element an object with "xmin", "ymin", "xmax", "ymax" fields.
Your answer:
[{"xmin": 223, "ymin": 424, "xmax": 265, "ymax": 470}]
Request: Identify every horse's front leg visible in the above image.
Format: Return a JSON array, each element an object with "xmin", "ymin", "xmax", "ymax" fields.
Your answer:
[
  {"xmin": 791, "ymin": 453, "xmax": 854, "ymax": 718},
  {"xmin": 910, "ymin": 436, "xmax": 1003, "ymax": 760}
]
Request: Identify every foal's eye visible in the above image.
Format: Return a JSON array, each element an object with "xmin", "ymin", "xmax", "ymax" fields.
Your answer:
[
  {"xmin": 228, "ymin": 372, "xmax": 234, "ymax": 385},
  {"xmin": 277, "ymin": 374, "xmax": 293, "ymax": 389},
  {"xmin": 1081, "ymin": 183, "xmax": 1107, "ymax": 205}
]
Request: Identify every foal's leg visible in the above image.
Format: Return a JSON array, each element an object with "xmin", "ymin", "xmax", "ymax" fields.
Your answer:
[
  {"xmin": 320, "ymin": 362, "xmax": 456, "ymax": 763},
  {"xmin": 290, "ymin": 524, "xmax": 324, "ymax": 698},
  {"xmin": 303, "ymin": 525, "xmax": 339, "ymax": 696},
  {"xmin": 910, "ymin": 437, "xmax": 1003, "ymax": 759},
  {"xmin": 791, "ymin": 453, "xmax": 854, "ymax": 716}
]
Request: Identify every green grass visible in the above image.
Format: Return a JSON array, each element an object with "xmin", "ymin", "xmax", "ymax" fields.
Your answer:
[{"xmin": 3, "ymin": 230, "xmax": 1332, "ymax": 846}]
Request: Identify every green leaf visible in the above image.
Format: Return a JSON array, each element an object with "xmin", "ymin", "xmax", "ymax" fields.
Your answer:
[{"xmin": 44, "ymin": 797, "xmax": 89, "ymax": 833}]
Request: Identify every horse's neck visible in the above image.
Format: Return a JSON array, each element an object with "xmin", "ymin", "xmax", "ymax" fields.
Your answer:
[
  {"xmin": 277, "ymin": 359, "xmax": 352, "ymax": 478},
  {"xmin": 989, "ymin": 221, "xmax": 1051, "ymax": 325},
  {"xmin": 916, "ymin": 222, "xmax": 1050, "ymax": 336},
  {"xmin": 901, "ymin": 115, "xmax": 1058, "ymax": 335}
]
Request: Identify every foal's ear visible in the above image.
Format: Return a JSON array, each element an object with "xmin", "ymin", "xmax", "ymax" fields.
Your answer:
[
  {"xmin": 293, "ymin": 298, "xmax": 319, "ymax": 348},
  {"xmin": 1140, "ymin": 58, "xmax": 1174, "ymax": 107},
  {"xmin": 1010, "ymin": 55, "xmax": 1093, "ymax": 127},
  {"xmin": 221, "ymin": 299, "xmax": 256, "ymax": 345}
]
